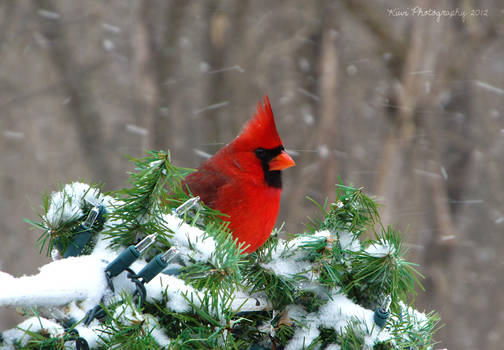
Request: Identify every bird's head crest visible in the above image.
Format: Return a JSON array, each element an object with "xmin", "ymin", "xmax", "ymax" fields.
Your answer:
[{"xmin": 230, "ymin": 96, "xmax": 283, "ymax": 151}]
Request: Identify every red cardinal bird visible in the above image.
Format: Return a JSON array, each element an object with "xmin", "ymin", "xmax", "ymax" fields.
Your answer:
[{"xmin": 182, "ymin": 96, "xmax": 295, "ymax": 253}]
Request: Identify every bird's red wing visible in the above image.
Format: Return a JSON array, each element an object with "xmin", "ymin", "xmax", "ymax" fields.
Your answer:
[{"xmin": 182, "ymin": 163, "xmax": 230, "ymax": 207}]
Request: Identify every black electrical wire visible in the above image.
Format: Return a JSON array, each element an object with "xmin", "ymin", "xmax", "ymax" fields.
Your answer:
[
  {"xmin": 65, "ymin": 326, "xmax": 89, "ymax": 350},
  {"xmin": 83, "ymin": 267, "xmax": 150, "ymax": 326},
  {"xmin": 83, "ymin": 304, "xmax": 107, "ymax": 326},
  {"xmin": 126, "ymin": 267, "xmax": 147, "ymax": 308},
  {"xmin": 105, "ymin": 271, "xmax": 115, "ymax": 292},
  {"xmin": 83, "ymin": 263, "xmax": 117, "ymax": 325}
]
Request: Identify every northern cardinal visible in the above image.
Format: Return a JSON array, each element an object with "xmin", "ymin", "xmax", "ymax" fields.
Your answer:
[{"xmin": 182, "ymin": 96, "xmax": 295, "ymax": 253}]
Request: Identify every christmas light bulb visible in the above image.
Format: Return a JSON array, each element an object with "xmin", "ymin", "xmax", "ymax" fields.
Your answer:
[
  {"xmin": 381, "ymin": 295, "xmax": 391, "ymax": 311},
  {"xmin": 137, "ymin": 247, "xmax": 180, "ymax": 283},
  {"xmin": 83, "ymin": 206, "xmax": 100, "ymax": 228},
  {"xmin": 106, "ymin": 234, "xmax": 157, "ymax": 278},
  {"xmin": 172, "ymin": 196, "xmax": 200, "ymax": 216},
  {"xmin": 374, "ymin": 295, "xmax": 391, "ymax": 328},
  {"xmin": 135, "ymin": 233, "xmax": 157, "ymax": 254},
  {"xmin": 160, "ymin": 247, "xmax": 179, "ymax": 263}
]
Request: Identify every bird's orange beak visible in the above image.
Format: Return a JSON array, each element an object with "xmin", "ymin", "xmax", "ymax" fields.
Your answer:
[{"xmin": 269, "ymin": 150, "xmax": 295, "ymax": 171}]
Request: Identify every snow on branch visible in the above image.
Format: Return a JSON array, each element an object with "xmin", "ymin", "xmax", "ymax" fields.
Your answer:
[{"xmin": 0, "ymin": 153, "xmax": 440, "ymax": 349}]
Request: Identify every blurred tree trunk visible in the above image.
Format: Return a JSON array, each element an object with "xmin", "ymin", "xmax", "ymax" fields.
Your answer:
[{"xmin": 36, "ymin": 0, "xmax": 113, "ymax": 186}]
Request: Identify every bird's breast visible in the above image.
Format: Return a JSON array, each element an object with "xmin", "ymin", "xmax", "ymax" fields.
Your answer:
[{"xmin": 214, "ymin": 183, "xmax": 281, "ymax": 253}]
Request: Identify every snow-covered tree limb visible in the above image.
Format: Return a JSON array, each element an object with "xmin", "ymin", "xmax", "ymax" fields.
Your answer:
[{"xmin": 0, "ymin": 151, "xmax": 440, "ymax": 350}]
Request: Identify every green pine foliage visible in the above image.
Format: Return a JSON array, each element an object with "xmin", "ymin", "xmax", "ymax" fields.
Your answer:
[
  {"xmin": 345, "ymin": 227, "xmax": 424, "ymax": 312},
  {"xmin": 25, "ymin": 184, "xmax": 105, "ymax": 256},
  {"xmin": 390, "ymin": 308, "xmax": 441, "ymax": 349},
  {"xmin": 319, "ymin": 185, "xmax": 380, "ymax": 235},
  {"xmin": 97, "ymin": 294, "xmax": 165, "ymax": 350},
  {"xmin": 4, "ymin": 151, "xmax": 441, "ymax": 350},
  {"xmin": 104, "ymin": 150, "xmax": 194, "ymax": 249}
]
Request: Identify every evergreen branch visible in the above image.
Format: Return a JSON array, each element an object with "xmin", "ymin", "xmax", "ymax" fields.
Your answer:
[
  {"xmin": 345, "ymin": 226, "xmax": 424, "ymax": 311},
  {"xmin": 321, "ymin": 184, "xmax": 380, "ymax": 235},
  {"xmin": 97, "ymin": 294, "xmax": 168, "ymax": 349},
  {"xmin": 25, "ymin": 183, "xmax": 108, "ymax": 257},
  {"xmin": 12, "ymin": 164, "xmax": 442, "ymax": 350},
  {"xmin": 105, "ymin": 150, "xmax": 193, "ymax": 248},
  {"xmin": 337, "ymin": 319, "xmax": 366, "ymax": 349},
  {"xmin": 390, "ymin": 304, "xmax": 442, "ymax": 350},
  {"xmin": 244, "ymin": 263, "xmax": 303, "ymax": 310}
]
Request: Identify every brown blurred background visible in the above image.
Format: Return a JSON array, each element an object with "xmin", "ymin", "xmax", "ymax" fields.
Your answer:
[{"xmin": 1, "ymin": 1, "xmax": 503, "ymax": 348}]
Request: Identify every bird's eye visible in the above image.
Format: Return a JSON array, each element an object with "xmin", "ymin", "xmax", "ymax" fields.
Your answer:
[{"xmin": 255, "ymin": 148, "xmax": 266, "ymax": 158}]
